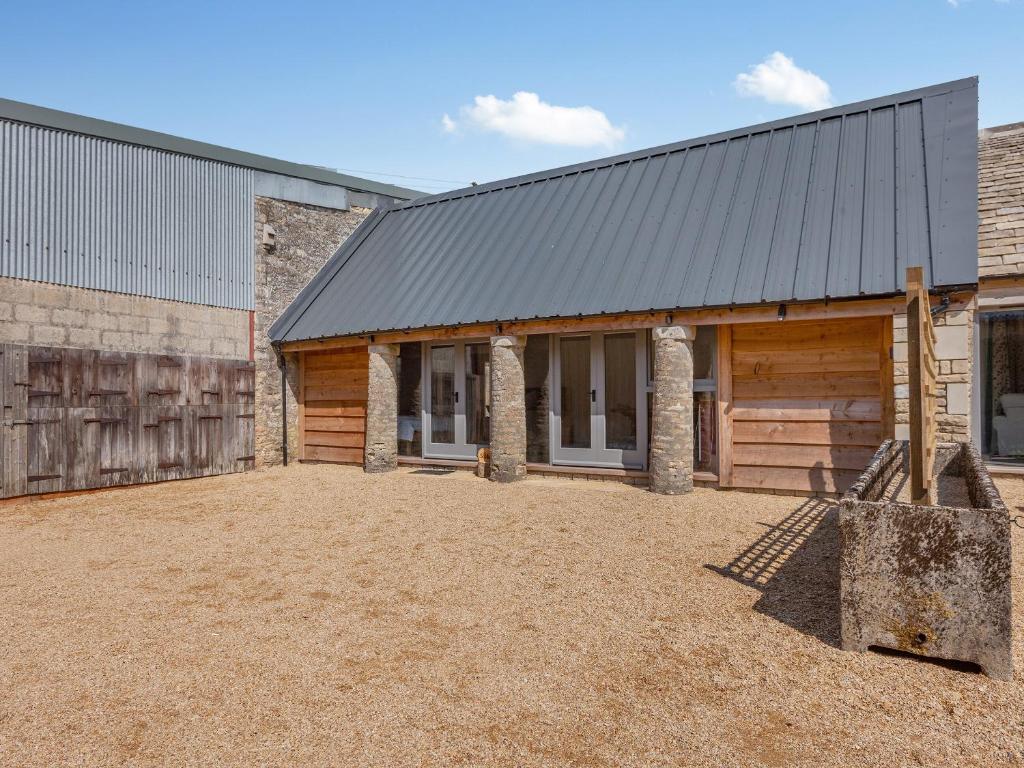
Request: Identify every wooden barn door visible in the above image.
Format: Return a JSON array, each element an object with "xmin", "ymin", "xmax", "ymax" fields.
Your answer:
[
  {"xmin": 1, "ymin": 344, "xmax": 29, "ymax": 499},
  {"xmin": 721, "ymin": 316, "xmax": 892, "ymax": 494}
]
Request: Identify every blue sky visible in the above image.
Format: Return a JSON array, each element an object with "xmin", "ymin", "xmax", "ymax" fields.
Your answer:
[{"xmin": 2, "ymin": 0, "xmax": 1021, "ymax": 194}]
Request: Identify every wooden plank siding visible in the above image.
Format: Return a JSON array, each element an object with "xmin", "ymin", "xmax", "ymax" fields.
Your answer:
[
  {"xmin": 299, "ymin": 347, "xmax": 368, "ymax": 464},
  {"xmin": 726, "ymin": 317, "xmax": 887, "ymax": 494}
]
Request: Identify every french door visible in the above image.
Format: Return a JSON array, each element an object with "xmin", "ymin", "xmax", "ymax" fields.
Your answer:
[
  {"xmin": 422, "ymin": 340, "xmax": 490, "ymax": 460},
  {"xmin": 550, "ymin": 331, "xmax": 647, "ymax": 469}
]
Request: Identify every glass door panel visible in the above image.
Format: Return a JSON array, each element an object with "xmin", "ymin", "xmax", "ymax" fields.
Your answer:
[
  {"xmin": 465, "ymin": 342, "xmax": 490, "ymax": 446},
  {"xmin": 559, "ymin": 335, "xmax": 592, "ymax": 448},
  {"xmin": 551, "ymin": 331, "xmax": 647, "ymax": 469},
  {"xmin": 429, "ymin": 345, "xmax": 455, "ymax": 444},
  {"xmin": 423, "ymin": 340, "xmax": 490, "ymax": 459},
  {"xmin": 604, "ymin": 333, "xmax": 637, "ymax": 450}
]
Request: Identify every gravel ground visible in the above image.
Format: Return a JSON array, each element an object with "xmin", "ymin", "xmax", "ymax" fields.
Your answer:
[{"xmin": 1, "ymin": 464, "xmax": 1022, "ymax": 767}]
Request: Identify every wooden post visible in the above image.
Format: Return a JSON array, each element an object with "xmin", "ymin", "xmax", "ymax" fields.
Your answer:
[
  {"xmin": 880, "ymin": 315, "xmax": 895, "ymax": 440},
  {"xmin": 297, "ymin": 351, "xmax": 306, "ymax": 462},
  {"xmin": 906, "ymin": 266, "xmax": 937, "ymax": 505},
  {"xmin": 716, "ymin": 325, "xmax": 733, "ymax": 487}
]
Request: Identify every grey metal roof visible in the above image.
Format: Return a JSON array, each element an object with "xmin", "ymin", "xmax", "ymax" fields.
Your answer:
[
  {"xmin": 271, "ymin": 78, "xmax": 979, "ymax": 344},
  {"xmin": 0, "ymin": 96, "xmax": 423, "ymax": 201}
]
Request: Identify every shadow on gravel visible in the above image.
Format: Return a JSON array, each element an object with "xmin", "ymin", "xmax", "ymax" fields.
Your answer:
[{"xmin": 706, "ymin": 497, "xmax": 842, "ymax": 648}]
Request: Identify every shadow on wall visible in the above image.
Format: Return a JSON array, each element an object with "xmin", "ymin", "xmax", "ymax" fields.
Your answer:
[{"xmin": 706, "ymin": 494, "xmax": 841, "ymax": 649}]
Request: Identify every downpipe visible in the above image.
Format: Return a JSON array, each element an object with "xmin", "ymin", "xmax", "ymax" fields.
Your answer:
[{"xmin": 273, "ymin": 342, "xmax": 288, "ymax": 467}]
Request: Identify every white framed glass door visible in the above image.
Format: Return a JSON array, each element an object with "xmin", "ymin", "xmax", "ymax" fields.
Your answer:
[
  {"xmin": 550, "ymin": 330, "xmax": 647, "ymax": 469},
  {"xmin": 422, "ymin": 340, "xmax": 490, "ymax": 459}
]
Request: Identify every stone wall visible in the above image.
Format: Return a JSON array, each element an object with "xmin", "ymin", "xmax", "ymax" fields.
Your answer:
[
  {"xmin": 253, "ymin": 196, "xmax": 372, "ymax": 466},
  {"xmin": 978, "ymin": 123, "xmax": 1024, "ymax": 279},
  {"xmin": 0, "ymin": 275, "xmax": 249, "ymax": 357},
  {"xmin": 893, "ymin": 302, "xmax": 974, "ymax": 443}
]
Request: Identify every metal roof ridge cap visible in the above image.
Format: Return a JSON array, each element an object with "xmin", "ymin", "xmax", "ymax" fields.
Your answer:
[
  {"xmin": 0, "ymin": 96, "xmax": 424, "ymax": 200},
  {"xmin": 390, "ymin": 77, "xmax": 979, "ymax": 212}
]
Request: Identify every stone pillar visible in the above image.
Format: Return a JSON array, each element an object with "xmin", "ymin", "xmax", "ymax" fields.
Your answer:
[
  {"xmin": 649, "ymin": 325, "xmax": 695, "ymax": 494},
  {"xmin": 364, "ymin": 344, "xmax": 399, "ymax": 473},
  {"xmin": 489, "ymin": 335, "xmax": 527, "ymax": 482}
]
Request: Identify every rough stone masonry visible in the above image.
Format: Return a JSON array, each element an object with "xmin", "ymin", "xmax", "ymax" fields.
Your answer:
[
  {"xmin": 649, "ymin": 325, "xmax": 695, "ymax": 494},
  {"xmin": 364, "ymin": 344, "xmax": 400, "ymax": 473},
  {"xmin": 489, "ymin": 335, "xmax": 528, "ymax": 482},
  {"xmin": 253, "ymin": 197, "xmax": 372, "ymax": 466}
]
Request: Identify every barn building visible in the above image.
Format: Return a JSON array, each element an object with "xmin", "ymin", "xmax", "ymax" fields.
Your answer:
[
  {"xmin": 0, "ymin": 97, "xmax": 420, "ymax": 499},
  {"xmin": 270, "ymin": 78, "xmax": 983, "ymax": 495}
]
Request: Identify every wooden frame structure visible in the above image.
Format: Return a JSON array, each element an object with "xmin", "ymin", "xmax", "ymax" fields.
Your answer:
[{"xmin": 906, "ymin": 266, "xmax": 938, "ymax": 505}]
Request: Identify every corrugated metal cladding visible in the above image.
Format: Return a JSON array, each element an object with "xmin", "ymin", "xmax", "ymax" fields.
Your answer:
[
  {"xmin": 271, "ymin": 78, "xmax": 979, "ymax": 344},
  {"xmin": 1, "ymin": 118, "xmax": 254, "ymax": 310}
]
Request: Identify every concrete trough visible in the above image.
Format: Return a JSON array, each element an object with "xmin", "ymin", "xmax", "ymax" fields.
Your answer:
[{"xmin": 839, "ymin": 440, "xmax": 1013, "ymax": 680}]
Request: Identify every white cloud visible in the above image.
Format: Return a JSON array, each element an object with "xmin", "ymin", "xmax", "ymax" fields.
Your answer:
[
  {"xmin": 441, "ymin": 113, "xmax": 457, "ymax": 133},
  {"xmin": 733, "ymin": 52, "xmax": 834, "ymax": 112},
  {"xmin": 442, "ymin": 91, "xmax": 625, "ymax": 148}
]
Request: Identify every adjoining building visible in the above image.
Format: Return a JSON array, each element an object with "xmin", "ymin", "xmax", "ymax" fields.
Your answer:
[
  {"xmin": 0, "ymin": 98, "xmax": 421, "ymax": 499},
  {"xmin": 271, "ymin": 78, "xmax": 981, "ymax": 495},
  {"xmin": 976, "ymin": 121, "xmax": 1024, "ymax": 468}
]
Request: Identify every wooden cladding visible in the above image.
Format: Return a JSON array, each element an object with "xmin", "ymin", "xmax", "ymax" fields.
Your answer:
[
  {"xmin": 0, "ymin": 343, "xmax": 254, "ymax": 500},
  {"xmin": 723, "ymin": 316, "xmax": 889, "ymax": 494},
  {"xmin": 299, "ymin": 347, "xmax": 368, "ymax": 464}
]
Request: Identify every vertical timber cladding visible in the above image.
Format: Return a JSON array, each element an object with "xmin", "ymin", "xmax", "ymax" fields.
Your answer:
[
  {"xmin": 726, "ymin": 317, "xmax": 889, "ymax": 494},
  {"xmin": 0, "ymin": 343, "xmax": 255, "ymax": 500},
  {"xmin": 300, "ymin": 347, "xmax": 368, "ymax": 463}
]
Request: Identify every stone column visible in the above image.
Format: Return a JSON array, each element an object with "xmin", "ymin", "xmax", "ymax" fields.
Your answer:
[
  {"xmin": 649, "ymin": 325, "xmax": 696, "ymax": 494},
  {"xmin": 364, "ymin": 343, "xmax": 399, "ymax": 473},
  {"xmin": 489, "ymin": 335, "xmax": 527, "ymax": 482}
]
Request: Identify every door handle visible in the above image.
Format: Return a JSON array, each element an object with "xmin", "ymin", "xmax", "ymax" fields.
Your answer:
[
  {"xmin": 590, "ymin": 389, "xmax": 596, "ymax": 403},
  {"xmin": 454, "ymin": 391, "xmax": 459, "ymax": 404}
]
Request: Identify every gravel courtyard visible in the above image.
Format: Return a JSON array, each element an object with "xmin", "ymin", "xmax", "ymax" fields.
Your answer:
[{"xmin": 1, "ymin": 464, "xmax": 1022, "ymax": 767}]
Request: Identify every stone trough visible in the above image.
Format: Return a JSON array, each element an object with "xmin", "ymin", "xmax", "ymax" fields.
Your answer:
[{"xmin": 839, "ymin": 440, "xmax": 1013, "ymax": 680}]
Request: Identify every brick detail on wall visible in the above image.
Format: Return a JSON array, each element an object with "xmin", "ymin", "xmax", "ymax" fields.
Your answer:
[
  {"xmin": 253, "ymin": 196, "xmax": 372, "ymax": 467},
  {"xmin": 978, "ymin": 124, "xmax": 1024, "ymax": 278},
  {"xmin": 0, "ymin": 275, "xmax": 248, "ymax": 357},
  {"xmin": 892, "ymin": 302, "xmax": 974, "ymax": 443}
]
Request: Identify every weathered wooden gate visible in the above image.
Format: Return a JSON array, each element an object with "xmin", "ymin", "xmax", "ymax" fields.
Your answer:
[{"xmin": 0, "ymin": 344, "xmax": 255, "ymax": 500}]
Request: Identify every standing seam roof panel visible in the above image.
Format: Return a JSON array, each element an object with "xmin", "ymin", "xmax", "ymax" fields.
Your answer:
[{"xmin": 270, "ymin": 78, "xmax": 980, "ymax": 343}]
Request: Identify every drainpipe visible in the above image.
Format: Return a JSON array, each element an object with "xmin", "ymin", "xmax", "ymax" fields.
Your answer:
[{"xmin": 273, "ymin": 342, "xmax": 288, "ymax": 466}]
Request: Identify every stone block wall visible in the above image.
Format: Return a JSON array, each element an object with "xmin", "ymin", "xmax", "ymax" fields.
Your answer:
[
  {"xmin": 253, "ymin": 196, "xmax": 372, "ymax": 466},
  {"xmin": 893, "ymin": 303, "xmax": 974, "ymax": 443},
  {"xmin": 978, "ymin": 123, "xmax": 1024, "ymax": 279},
  {"xmin": 0, "ymin": 275, "xmax": 249, "ymax": 357}
]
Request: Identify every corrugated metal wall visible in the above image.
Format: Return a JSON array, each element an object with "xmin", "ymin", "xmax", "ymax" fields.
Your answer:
[{"xmin": 0, "ymin": 118, "xmax": 254, "ymax": 310}]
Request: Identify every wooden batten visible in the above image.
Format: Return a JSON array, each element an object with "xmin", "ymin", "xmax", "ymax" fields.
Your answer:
[
  {"xmin": 297, "ymin": 351, "xmax": 306, "ymax": 461},
  {"xmin": 906, "ymin": 266, "xmax": 937, "ymax": 505},
  {"xmin": 716, "ymin": 325, "xmax": 734, "ymax": 487}
]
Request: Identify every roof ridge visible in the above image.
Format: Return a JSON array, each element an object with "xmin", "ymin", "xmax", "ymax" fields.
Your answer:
[
  {"xmin": 395, "ymin": 77, "xmax": 977, "ymax": 212},
  {"xmin": 0, "ymin": 96, "xmax": 425, "ymax": 200}
]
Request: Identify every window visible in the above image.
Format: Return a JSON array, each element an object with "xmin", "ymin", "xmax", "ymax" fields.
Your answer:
[
  {"xmin": 646, "ymin": 326, "xmax": 718, "ymax": 473},
  {"xmin": 397, "ymin": 342, "xmax": 422, "ymax": 456}
]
